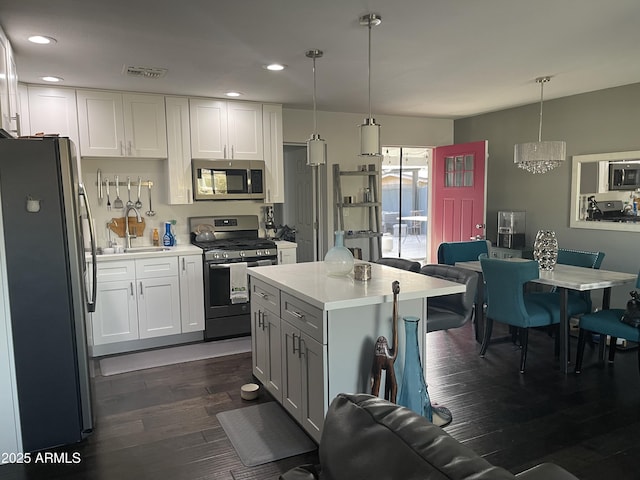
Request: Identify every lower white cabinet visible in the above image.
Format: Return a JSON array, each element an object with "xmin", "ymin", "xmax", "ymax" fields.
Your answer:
[
  {"xmin": 179, "ymin": 255, "xmax": 205, "ymax": 333},
  {"xmin": 92, "ymin": 256, "xmax": 199, "ymax": 346},
  {"xmin": 276, "ymin": 241, "xmax": 297, "ymax": 264}
]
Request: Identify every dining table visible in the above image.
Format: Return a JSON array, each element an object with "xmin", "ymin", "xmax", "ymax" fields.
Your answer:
[{"xmin": 455, "ymin": 258, "xmax": 638, "ymax": 374}]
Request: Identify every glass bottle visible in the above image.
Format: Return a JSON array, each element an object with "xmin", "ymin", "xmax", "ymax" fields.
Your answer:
[
  {"xmin": 163, "ymin": 222, "xmax": 175, "ymax": 247},
  {"xmin": 324, "ymin": 231, "xmax": 354, "ymax": 276},
  {"xmin": 396, "ymin": 316, "xmax": 432, "ymax": 422}
]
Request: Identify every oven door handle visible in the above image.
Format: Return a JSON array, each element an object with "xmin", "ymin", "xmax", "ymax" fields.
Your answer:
[{"xmin": 208, "ymin": 260, "xmax": 272, "ymax": 268}]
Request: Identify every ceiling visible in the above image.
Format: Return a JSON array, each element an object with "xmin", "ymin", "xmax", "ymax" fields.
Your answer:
[{"xmin": 1, "ymin": 0, "xmax": 639, "ymax": 119}]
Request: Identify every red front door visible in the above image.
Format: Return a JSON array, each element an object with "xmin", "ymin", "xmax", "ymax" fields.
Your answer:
[{"xmin": 429, "ymin": 141, "xmax": 487, "ymax": 262}]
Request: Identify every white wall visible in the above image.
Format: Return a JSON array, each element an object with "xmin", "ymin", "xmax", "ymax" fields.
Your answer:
[{"xmin": 283, "ymin": 108, "xmax": 453, "ymax": 250}]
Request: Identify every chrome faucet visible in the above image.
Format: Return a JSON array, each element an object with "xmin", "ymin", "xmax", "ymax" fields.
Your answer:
[{"xmin": 124, "ymin": 205, "xmax": 143, "ymax": 249}]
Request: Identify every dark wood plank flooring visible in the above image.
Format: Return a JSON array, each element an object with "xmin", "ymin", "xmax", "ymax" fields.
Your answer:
[{"xmin": 2, "ymin": 322, "xmax": 639, "ymax": 479}]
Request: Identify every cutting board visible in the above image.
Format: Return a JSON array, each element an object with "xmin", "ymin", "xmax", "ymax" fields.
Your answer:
[{"xmin": 108, "ymin": 217, "xmax": 146, "ymax": 238}]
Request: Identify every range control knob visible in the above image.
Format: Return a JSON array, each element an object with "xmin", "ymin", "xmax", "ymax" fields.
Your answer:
[
  {"xmin": 223, "ymin": 252, "xmax": 229, "ymax": 259},
  {"xmin": 239, "ymin": 251, "xmax": 245, "ymax": 257},
  {"xmin": 256, "ymin": 250, "xmax": 263, "ymax": 256},
  {"xmin": 213, "ymin": 253, "xmax": 220, "ymax": 259}
]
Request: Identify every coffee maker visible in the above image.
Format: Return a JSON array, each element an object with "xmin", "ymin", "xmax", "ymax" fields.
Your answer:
[
  {"xmin": 264, "ymin": 206, "xmax": 277, "ymax": 238},
  {"xmin": 497, "ymin": 211, "xmax": 526, "ymax": 249}
]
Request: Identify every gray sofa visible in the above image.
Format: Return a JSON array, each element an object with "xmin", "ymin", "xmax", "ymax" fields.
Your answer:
[{"xmin": 280, "ymin": 393, "xmax": 579, "ymax": 480}]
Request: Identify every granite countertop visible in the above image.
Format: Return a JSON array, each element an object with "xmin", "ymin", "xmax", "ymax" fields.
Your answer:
[{"xmin": 247, "ymin": 261, "xmax": 465, "ymax": 311}]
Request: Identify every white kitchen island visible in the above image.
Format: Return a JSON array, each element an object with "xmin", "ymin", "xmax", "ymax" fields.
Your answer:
[{"xmin": 247, "ymin": 261, "xmax": 466, "ymax": 442}]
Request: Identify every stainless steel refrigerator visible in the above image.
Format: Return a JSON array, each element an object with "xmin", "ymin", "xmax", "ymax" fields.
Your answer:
[{"xmin": 0, "ymin": 137, "xmax": 97, "ymax": 452}]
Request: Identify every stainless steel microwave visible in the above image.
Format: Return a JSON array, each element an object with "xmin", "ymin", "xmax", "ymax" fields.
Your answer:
[
  {"xmin": 192, "ymin": 159, "xmax": 265, "ymax": 201},
  {"xmin": 609, "ymin": 161, "xmax": 640, "ymax": 191}
]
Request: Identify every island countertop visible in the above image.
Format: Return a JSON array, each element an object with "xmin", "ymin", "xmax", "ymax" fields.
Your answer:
[{"xmin": 247, "ymin": 261, "xmax": 466, "ymax": 311}]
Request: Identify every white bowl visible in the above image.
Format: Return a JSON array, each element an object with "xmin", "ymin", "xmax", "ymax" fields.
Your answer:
[{"xmin": 241, "ymin": 383, "xmax": 259, "ymax": 400}]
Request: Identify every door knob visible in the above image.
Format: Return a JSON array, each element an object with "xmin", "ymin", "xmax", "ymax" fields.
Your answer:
[{"xmin": 475, "ymin": 223, "xmax": 485, "ymax": 230}]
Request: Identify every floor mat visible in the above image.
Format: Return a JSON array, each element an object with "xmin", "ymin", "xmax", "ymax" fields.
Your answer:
[
  {"xmin": 99, "ymin": 337, "xmax": 251, "ymax": 375},
  {"xmin": 217, "ymin": 402, "xmax": 317, "ymax": 467}
]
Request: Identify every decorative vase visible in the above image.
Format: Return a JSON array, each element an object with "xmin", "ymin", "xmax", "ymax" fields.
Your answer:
[
  {"xmin": 533, "ymin": 230, "xmax": 558, "ymax": 270},
  {"xmin": 324, "ymin": 231, "xmax": 354, "ymax": 277},
  {"xmin": 396, "ymin": 316, "xmax": 433, "ymax": 422}
]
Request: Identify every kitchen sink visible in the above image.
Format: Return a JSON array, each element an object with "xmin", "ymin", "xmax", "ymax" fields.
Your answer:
[{"xmin": 123, "ymin": 246, "xmax": 171, "ymax": 253}]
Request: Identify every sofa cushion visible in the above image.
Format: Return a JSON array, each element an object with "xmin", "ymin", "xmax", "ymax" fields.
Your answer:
[{"xmin": 320, "ymin": 393, "xmax": 515, "ymax": 480}]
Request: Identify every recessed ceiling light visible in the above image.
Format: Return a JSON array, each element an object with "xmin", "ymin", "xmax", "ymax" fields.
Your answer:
[
  {"xmin": 41, "ymin": 76, "xmax": 63, "ymax": 83},
  {"xmin": 263, "ymin": 63, "xmax": 286, "ymax": 71},
  {"xmin": 225, "ymin": 91, "xmax": 242, "ymax": 97},
  {"xmin": 29, "ymin": 35, "xmax": 57, "ymax": 45}
]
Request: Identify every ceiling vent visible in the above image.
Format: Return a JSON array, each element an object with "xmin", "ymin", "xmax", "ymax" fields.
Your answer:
[{"xmin": 123, "ymin": 65, "xmax": 168, "ymax": 79}]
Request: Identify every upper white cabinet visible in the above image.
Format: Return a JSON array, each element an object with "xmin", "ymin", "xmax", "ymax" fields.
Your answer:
[
  {"xmin": 25, "ymin": 86, "xmax": 80, "ymax": 147},
  {"xmin": 263, "ymin": 104, "xmax": 285, "ymax": 203},
  {"xmin": 0, "ymin": 31, "xmax": 18, "ymax": 135},
  {"xmin": 165, "ymin": 96, "xmax": 193, "ymax": 204},
  {"xmin": 77, "ymin": 90, "xmax": 167, "ymax": 158},
  {"xmin": 189, "ymin": 98, "xmax": 263, "ymax": 160}
]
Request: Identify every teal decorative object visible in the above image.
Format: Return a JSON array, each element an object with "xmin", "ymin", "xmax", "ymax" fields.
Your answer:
[
  {"xmin": 324, "ymin": 231, "xmax": 354, "ymax": 276},
  {"xmin": 397, "ymin": 316, "xmax": 432, "ymax": 422}
]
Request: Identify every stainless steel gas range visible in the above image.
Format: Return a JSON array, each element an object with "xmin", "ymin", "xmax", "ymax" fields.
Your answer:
[{"xmin": 189, "ymin": 215, "xmax": 277, "ymax": 341}]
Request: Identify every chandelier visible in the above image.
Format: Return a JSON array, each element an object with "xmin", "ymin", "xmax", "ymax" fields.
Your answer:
[{"xmin": 514, "ymin": 76, "xmax": 566, "ymax": 174}]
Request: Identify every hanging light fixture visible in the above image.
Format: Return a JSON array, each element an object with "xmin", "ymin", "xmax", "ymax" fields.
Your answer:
[
  {"xmin": 306, "ymin": 49, "xmax": 327, "ymax": 166},
  {"xmin": 514, "ymin": 76, "xmax": 566, "ymax": 174},
  {"xmin": 359, "ymin": 13, "xmax": 382, "ymax": 157}
]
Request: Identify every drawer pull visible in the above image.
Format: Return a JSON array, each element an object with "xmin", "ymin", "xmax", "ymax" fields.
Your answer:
[
  {"xmin": 257, "ymin": 292, "xmax": 268, "ymax": 300},
  {"xmin": 290, "ymin": 310, "xmax": 304, "ymax": 319}
]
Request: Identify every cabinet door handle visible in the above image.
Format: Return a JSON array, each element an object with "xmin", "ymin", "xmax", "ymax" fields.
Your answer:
[
  {"xmin": 299, "ymin": 337, "xmax": 305, "ymax": 358},
  {"xmin": 257, "ymin": 310, "xmax": 264, "ymax": 329},
  {"xmin": 279, "ymin": 251, "xmax": 282, "ymax": 264},
  {"xmin": 139, "ymin": 281, "xmax": 143, "ymax": 296},
  {"xmin": 224, "ymin": 145, "xmax": 227, "ymax": 159},
  {"xmin": 182, "ymin": 258, "xmax": 186, "ymax": 272},
  {"xmin": 130, "ymin": 282, "xmax": 134, "ymax": 296},
  {"xmin": 231, "ymin": 145, "xmax": 234, "ymax": 159},
  {"xmin": 128, "ymin": 140, "xmax": 132, "ymax": 156},
  {"xmin": 292, "ymin": 333, "xmax": 299, "ymax": 354}
]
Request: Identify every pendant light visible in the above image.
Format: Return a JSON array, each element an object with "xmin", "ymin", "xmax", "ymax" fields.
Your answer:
[
  {"xmin": 514, "ymin": 76, "xmax": 566, "ymax": 174},
  {"xmin": 306, "ymin": 49, "xmax": 327, "ymax": 166},
  {"xmin": 359, "ymin": 13, "xmax": 382, "ymax": 157}
]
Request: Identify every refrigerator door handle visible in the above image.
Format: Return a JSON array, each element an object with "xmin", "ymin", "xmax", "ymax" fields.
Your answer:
[{"xmin": 79, "ymin": 183, "xmax": 98, "ymax": 312}]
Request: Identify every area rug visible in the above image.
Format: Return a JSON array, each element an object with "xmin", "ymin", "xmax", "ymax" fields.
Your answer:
[
  {"xmin": 99, "ymin": 337, "xmax": 251, "ymax": 376},
  {"xmin": 217, "ymin": 402, "xmax": 317, "ymax": 467}
]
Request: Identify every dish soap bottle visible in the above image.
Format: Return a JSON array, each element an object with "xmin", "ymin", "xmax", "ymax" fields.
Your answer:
[
  {"xmin": 163, "ymin": 222, "xmax": 175, "ymax": 247},
  {"xmin": 152, "ymin": 228, "xmax": 160, "ymax": 246}
]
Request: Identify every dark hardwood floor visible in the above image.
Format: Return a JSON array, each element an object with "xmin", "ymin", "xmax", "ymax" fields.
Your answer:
[{"xmin": 2, "ymin": 322, "xmax": 639, "ymax": 480}]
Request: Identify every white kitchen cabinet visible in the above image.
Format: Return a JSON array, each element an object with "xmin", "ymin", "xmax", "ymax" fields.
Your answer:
[
  {"xmin": 189, "ymin": 98, "xmax": 263, "ymax": 160},
  {"xmin": 165, "ymin": 96, "xmax": 193, "ymax": 204},
  {"xmin": 263, "ymin": 104, "xmax": 285, "ymax": 203},
  {"xmin": 91, "ymin": 260, "xmax": 139, "ymax": 345},
  {"xmin": 0, "ymin": 33, "xmax": 11, "ymax": 133},
  {"xmin": 179, "ymin": 255, "xmax": 205, "ymax": 333},
  {"xmin": 25, "ymin": 86, "xmax": 80, "ymax": 147},
  {"xmin": 135, "ymin": 257, "xmax": 180, "ymax": 339},
  {"xmin": 276, "ymin": 240, "xmax": 297, "ymax": 264},
  {"xmin": 250, "ymin": 278, "xmax": 283, "ymax": 402},
  {"xmin": 77, "ymin": 90, "xmax": 167, "ymax": 158},
  {"xmin": 91, "ymin": 257, "xmax": 180, "ymax": 345}
]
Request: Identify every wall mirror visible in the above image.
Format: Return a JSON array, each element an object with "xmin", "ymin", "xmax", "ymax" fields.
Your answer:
[{"xmin": 570, "ymin": 150, "xmax": 640, "ymax": 231}]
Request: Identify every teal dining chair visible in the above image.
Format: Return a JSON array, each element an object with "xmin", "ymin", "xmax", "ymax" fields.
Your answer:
[
  {"xmin": 575, "ymin": 272, "xmax": 640, "ymax": 375},
  {"xmin": 437, "ymin": 240, "xmax": 489, "ymax": 265},
  {"xmin": 479, "ymin": 256, "xmax": 560, "ymax": 373}
]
